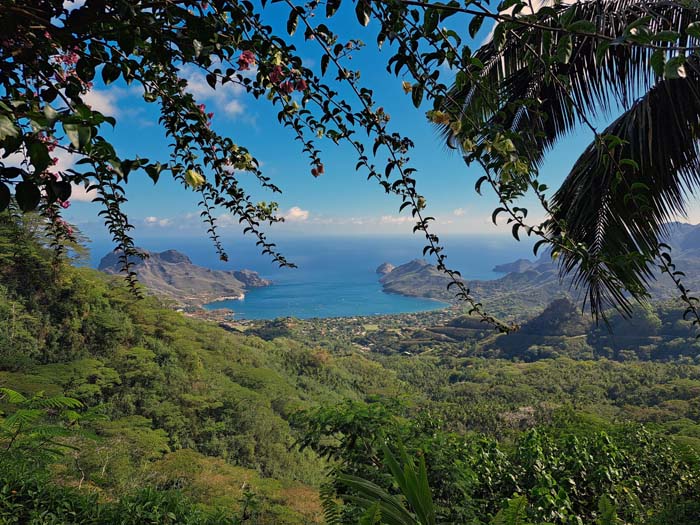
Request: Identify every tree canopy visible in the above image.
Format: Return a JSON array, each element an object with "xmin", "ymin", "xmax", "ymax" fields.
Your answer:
[{"xmin": 2, "ymin": 0, "xmax": 700, "ymax": 329}]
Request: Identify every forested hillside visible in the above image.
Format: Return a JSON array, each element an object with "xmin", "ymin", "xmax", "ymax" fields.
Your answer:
[
  {"xmin": 2, "ymin": 211, "xmax": 700, "ymax": 524},
  {"xmin": 0, "ymin": 212, "xmax": 405, "ymax": 523}
]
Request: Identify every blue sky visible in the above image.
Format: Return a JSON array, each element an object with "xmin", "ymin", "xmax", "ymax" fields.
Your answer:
[{"xmin": 57, "ymin": 1, "xmax": 699, "ymax": 249}]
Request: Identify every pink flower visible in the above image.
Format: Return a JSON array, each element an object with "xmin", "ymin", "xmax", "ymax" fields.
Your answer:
[
  {"xmin": 269, "ymin": 65, "xmax": 285, "ymax": 84},
  {"xmin": 295, "ymin": 79, "xmax": 308, "ymax": 92},
  {"xmin": 237, "ymin": 50, "xmax": 256, "ymax": 71},
  {"xmin": 279, "ymin": 80, "xmax": 294, "ymax": 94},
  {"xmin": 198, "ymin": 103, "xmax": 206, "ymax": 113},
  {"xmin": 60, "ymin": 200, "xmax": 71, "ymax": 209},
  {"xmin": 207, "ymin": 112, "xmax": 214, "ymax": 119}
]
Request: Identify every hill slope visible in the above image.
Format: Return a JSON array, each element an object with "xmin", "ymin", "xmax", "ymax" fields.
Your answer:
[{"xmin": 98, "ymin": 249, "xmax": 270, "ymax": 307}]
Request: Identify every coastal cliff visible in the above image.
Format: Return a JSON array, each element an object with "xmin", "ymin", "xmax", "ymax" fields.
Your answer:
[{"xmin": 98, "ymin": 249, "xmax": 270, "ymax": 307}]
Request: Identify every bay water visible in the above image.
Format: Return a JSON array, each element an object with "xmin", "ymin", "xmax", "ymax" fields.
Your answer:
[{"xmin": 89, "ymin": 235, "xmax": 535, "ymax": 320}]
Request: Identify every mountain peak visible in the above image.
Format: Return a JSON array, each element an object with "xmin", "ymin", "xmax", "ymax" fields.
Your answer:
[{"xmin": 158, "ymin": 249, "xmax": 192, "ymax": 264}]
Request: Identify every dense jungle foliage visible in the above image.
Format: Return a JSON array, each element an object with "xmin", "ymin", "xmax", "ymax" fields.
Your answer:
[{"xmin": 2, "ymin": 211, "xmax": 700, "ymax": 523}]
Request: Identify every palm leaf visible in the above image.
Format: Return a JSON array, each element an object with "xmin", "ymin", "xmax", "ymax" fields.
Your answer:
[
  {"xmin": 442, "ymin": 0, "xmax": 700, "ymax": 164},
  {"xmin": 381, "ymin": 443, "xmax": 436, "ymax": 525},
  {"xmin": 549, "ymin": 59, "xmax": 700, "ymax": 314},
  {"xmin": 338, "ymin": 475, "xmax": 419, "ymax": 525},
  {"xmin": 437, "ymin": 0, "xmax": 700, "ymax": 315}
]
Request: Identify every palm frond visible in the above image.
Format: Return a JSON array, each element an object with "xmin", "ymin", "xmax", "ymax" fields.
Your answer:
[
  {"xmin": 336, "ymin": 443, "xmax": 438, "ymax": 525},
  {"xmin": 441, "ymin": 0, "xmax": 700, "ymax": 165},
  {"xmin": 338, "ymin": 476, "xmax": 418, "ymax": 525},
  {"xmin": 549, "ymin": 58, "xmax": 700, "ymax": 314}
]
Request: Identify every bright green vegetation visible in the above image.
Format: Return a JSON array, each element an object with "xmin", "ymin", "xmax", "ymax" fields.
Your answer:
[{"xmin": 2, "ymin": 211, "xmax": 700, "ymax": 523}]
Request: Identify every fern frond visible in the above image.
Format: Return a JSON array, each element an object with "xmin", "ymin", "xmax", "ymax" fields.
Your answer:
[
  {"xmin": 320, "ymin": 482, "xmax": 342, "ymax": 525},
  {"xmin": 32, "ymin": 396, "xmax": 83, "ymax": 410},
  {"xmin": 491, "ymin": 496, "xmax": 531, "ymax": 525},
  {"xmin": 596, "ymin": 496, "xmax": 620, "ymax": 525},
  {"xmin": 2, "ymin": 409, "xmax": 43, "ymax": 430},
  {"xmin": 359, "ymin": 502, "xmax": 383, "ymax": 525}
]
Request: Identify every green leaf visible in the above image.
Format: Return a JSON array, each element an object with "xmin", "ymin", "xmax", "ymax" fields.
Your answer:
[
  {"xmin": 359, "ymin": 502, "xmax": 382, "ymax": 525},
  {"xmin": 512, "ymin": 222, "xmax": 521, "ymax": 241},
  {"xmin": 28, "ymin": 141, "xmax": 51, "ymax": 173},
  {"xmin": 326, "ymin": 0, "xmax": 341, "ymax": 17},
  {"xmin": 43, "ymin": 105, "xmax": 60, "ymax": 125},
  {"xmin": 63, "ymin": 122, "xmax": 91, "ymax": 150},
  {"xmin": 664, "ymin": 56, "xmax": 686, "ymax": 79},
  {"xmin": 492, "ymin": 207, "xmax": 506, "ymax": 225},
  {"xmin": 411, "ymin": 84, "xmax": 424, "ymax": 108},
  {"xmin": 101, "ymin": 63, "xmax": 121, "ymax": 85},
  {"xmin": 0, "ymin": 167, "xmax": 23, "ymax": 179},
  {"xmin": 567, "ymin": 20, "xmax": 597, "ymax": 33},
  {"xmin": 193, "ymin": 39, "xmax": 203, "ymax": 58},
  {"xmin": 469, "ymin": 15, "xmax": 485, "ymax": 38},
  {"xmin": 287, "ymin": 8, "xmax": 299, "ymax": 35},
  {"xmin": 555, "ymin": 35, "xmax": 573, "ymax": 64},
  {"xmin": 49, "ymin": 180, "xmax": 72, "ymax": 202},
  {"xmin": 687, "ymin": 22, "xmax": 700, "ymax": 38},
  {"xmin": 650, "ymin": 49, "xmax": 665, "ymax": 76},
  {"xmin": 424, "ymin": 8, "xmax": 438, "ymax": 33},
  {"xmin": 15, "ymin": 181, "xmax": 41, "ymax": 211},
  {"xmin": 491, "ymin": 496, "xmax": 529, "ymax": 525},
  {"xmin": 0, "ymin": 182, "xmax": 9, "ymax": 212},
  {"xmin": 0, "ymin": 388, "xmax": 26, "ymax": 404},
  {"xmin": 595, "ymin": 40, "xmax": 610, "ymax": 63},
  {"xmin": 653, "ymin": 30, "xmax": 680, "ymax": 42},
  {"xmin": 355, "ymin": 0, "xmax": 370, "ymax": 27},
  {"xmin": 0, "ymin": 115, "xmax": 19, "ymax": 141}
]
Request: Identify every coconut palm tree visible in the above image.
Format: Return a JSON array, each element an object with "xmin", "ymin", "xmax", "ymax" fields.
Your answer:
[{"xmin": 439, "ymin": 0, "xmax": 700, "ymax": 317}]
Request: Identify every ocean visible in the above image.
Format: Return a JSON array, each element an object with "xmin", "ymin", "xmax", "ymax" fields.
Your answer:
[{"xmin": 88, "ymin": 234, "xmax": 536, "ymax": 320}]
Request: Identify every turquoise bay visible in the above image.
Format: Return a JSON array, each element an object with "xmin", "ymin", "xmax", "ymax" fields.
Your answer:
[
  {"xmin": 204, "ymin": 272, "xmax": 446, "ymax": 319},
  {"xmin": 90, "ymin": 235, "xmax": 535, "ymax": 320}
]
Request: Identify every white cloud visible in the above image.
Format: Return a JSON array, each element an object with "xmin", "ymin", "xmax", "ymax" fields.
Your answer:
[
  {"xmin": 452, "ymin": 208, "xmax": 466, "ymax": 216},
  {"xmin": 180, "ymin": 64, "xmax": 246, "ymax": 117},
  {"xmin": 82, "ymin": 89, "xmax": 120, "ymax": 116},
  {"xmin": 284, "ymin": 206, "xmax": 310, "ymax": 222},
  {"xmin": 70, "ymin": 183, "xmax": 97, "ymax": 202},
  {"xmin": 379, "ymin": 215, "xmax": 413, "ymax": 225},
  {"xmin": 2, "ymin": 148, "xmax": 76, "ymax": 174},
  {"xmin": 144, "ymin": 216, "xmax": 172, "ymax": 227}
]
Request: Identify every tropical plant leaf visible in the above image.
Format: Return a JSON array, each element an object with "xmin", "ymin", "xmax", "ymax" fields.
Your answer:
[
  {"xmin": 0, "ymin": 387, "xmax": 27, "ymax": 404},
  {"xmin": 491, "ymin": 496, "xmax": 531, "ymax": 525},
  {"xmin": 436, "ymin": 0, "xmax": 700, "ymax": 316},
  {"xmin": 549, "ymin": 59, "xmax": 700, "ymax": 315}
]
